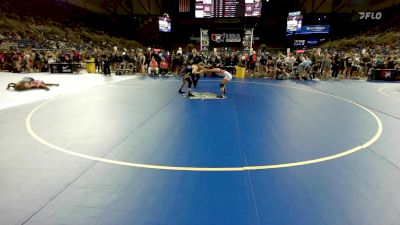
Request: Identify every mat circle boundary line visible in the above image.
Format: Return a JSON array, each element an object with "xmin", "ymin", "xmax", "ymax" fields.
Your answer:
[
  {"xmin": 26, "ymin": 81, "xmax": 383, "ymax": 172},
  {"xmin": 379, "ymin": 87, "xmax": 400, "ymax": 101}
]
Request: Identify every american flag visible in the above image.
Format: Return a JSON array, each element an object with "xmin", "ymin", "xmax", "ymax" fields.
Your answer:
[{"xmin": 179, "ymin": 0, "xmax": 190, "ymax": 12}]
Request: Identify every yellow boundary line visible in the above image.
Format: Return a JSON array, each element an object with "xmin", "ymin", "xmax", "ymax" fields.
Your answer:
[
  {"xmin": 379, "ymin": 87, "xmax": 400, "ymax": 101},
  {"xmin": 26, "ymin": 81, "xmax": 383, "ymax": 171}
]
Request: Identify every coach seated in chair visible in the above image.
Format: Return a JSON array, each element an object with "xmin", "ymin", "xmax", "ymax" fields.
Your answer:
[
  {"xmin": 159, "ymin": 57, "xmax": 169, "ymax": 75},
  {"xmin": 148, "ymin": 56, "xmax": 159, "ymax": 76}
]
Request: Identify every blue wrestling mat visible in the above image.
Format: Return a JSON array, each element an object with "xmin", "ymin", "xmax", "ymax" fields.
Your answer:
[{"xmin": 1, "ymin": 76, "xmax": 400, "ymax": 225}]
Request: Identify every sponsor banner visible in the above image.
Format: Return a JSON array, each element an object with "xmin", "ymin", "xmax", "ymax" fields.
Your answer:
[
  {"xmin": 307, "ymin": 39, "xmax": 319, "ymax": 46},
  {"xmin": 208, "ymin": 28, "xmax": 243, "ymax": 47},
  {"xmin": 49, "ymin": 64, "xmax": 75, "ymax": 74},
  {"xmin": 294, "ymin": 40, "xmax": 305, "ymax": 46},
  {"xmin": 299, "ymin": 25, "xmax": 330, "ymax": 34},
  {"xmin": 288, "ymin": 11, "xmax": 301, "ymax": 16},
  {"xmin": 210, "ymin": 33, "xmax": 242, "ymax": 44},
  {"xmin": 200, "ymin": 28, "xmax": 210, "ymax": 51},
  {"xmin": 61, "ymin": 64, "xmax": 73, "ymax": 73}
]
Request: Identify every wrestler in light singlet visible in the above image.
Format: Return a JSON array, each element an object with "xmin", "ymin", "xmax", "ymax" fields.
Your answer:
[
  {"xmin": 204, "ymin": 67, "xmax": 232, "ymax": 98},
  {"xmin": 215, "ymin": 69, "xmax": 233, "ymax": 82}
]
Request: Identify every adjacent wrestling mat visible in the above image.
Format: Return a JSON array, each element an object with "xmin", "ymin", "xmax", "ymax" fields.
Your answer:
[{"xmin": 1, "ymin": 75, "xmax": 400, "ymax": 225}]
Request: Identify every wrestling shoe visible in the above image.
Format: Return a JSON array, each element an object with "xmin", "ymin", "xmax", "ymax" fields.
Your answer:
[
  {"xmin": 178, "ymin": 90, "xmax": 185, "ymax": 94},
  {"xmin": 188, "ymin": 93, "xmax": 195, "ymax": 97},
  {"xmin": 216, "ymin": 95, "xmax": 224, "ymax": 98}
]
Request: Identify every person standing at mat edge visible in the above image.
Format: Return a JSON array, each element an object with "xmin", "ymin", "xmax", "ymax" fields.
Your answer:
[
  {"xmin": 186, "ymin": 49, "xmax": 203, "ymax": 88},
  {"xmin": 204, "ymin": 67, "xmax": 232, "ymax": 98}
]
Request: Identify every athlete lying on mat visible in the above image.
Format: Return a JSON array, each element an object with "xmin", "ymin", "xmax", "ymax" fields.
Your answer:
[
  {"xmin": 202, "ymin": 67, "xmax": 232, "ymax": 98},
  {"xmin": 6, "ymin": 77, "xmax": 59, "ymax": 91},
  {"xmin": 178, "ymin": 64, "xmax": 206, "ymax": 97}
]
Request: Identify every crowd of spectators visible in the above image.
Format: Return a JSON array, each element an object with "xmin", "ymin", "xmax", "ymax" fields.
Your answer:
[
  {"xmin": 234, "ymin": 44, "xmax": 400, "ymax": 80},
  {"xmin": 1, "ymin": 41, "xmax": 399, "ymax": 81},
  {"xmin": 0, "ymin": 0, "xmax": 399, "ymax": 80}
]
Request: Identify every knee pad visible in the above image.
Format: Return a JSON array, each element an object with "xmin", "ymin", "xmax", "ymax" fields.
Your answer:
[{"xmin": 220, "ymin": 83, "xmax": 225, "ymax": 88}]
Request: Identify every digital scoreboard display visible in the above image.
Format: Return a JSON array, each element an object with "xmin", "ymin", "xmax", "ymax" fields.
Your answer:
[
  {"xmin": 286, "ymin": 11, "xmax": 303, "ymax": 36},
  {"xmin": 159, "ymin": 16, "xmax": 171, "ymax": 32},
  {"xmin": 195, "ymin": 0, "xmax": 261, "ymax": 18}
]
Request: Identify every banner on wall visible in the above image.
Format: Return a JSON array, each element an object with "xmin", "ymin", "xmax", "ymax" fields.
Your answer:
[
  {"xmin": 200, "ymin": 29, "xmax": 209, "ymax": 51},
  {"xmin": 209, "ymin": 30, "xmax": 243, "ymax": 47},
  {"xmin": 210, "ymin": 33, "xmax": 242, "ymax": 43},
  {"xmin": 299, "ymin": 25, "xmax": 330, "ymax": 34}
]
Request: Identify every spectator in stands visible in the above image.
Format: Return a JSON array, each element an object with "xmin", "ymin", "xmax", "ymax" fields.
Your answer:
[
  {"xmin": 331, "ymin": 53, "xmax": 340, "ymax": 79},
  {"xmin": 12, "ymin": 51, "xmax": 22, "ymax": 73},
  {"xmin": 374, "ymin": 54, "xmax": 384, "ymax": 69},
  {"xmin": 266, "ymin": 55, "xmax": 275, "ymax": 79},
  {"xmin": 102, "ymin": 53, "xmax": 111, "ymax": 76},
  {"xmin": 47, "ymin": 52, "xmax": 55, "ymax": 64},
  {"xmin": 395, "ymin": 59, "xmax": 400, "ymax": 70},
  {"xmin": 248, "ymin": 51, "xmax": 257, "ymax": 77},
  {"xmin": 0, "ymin": 51, "xmax": 4, "ymax": 69},
  {"xmin": 33, "ymin": 51, "xmax": 42, "ymax": 72},
  {"xmin": 122, "ymin": 51, "xmax": 131, "ymax": 69},
  {"xmin": 259, "ymin": 52, "xmax": 267, "ymax": 76},
  {"xmin": 321, "ymin": 54, "xmax": 332, "ymax": 80},
  {"xmin": 159, "ymin": 57, "xmax": 169, "ymax": 75},
  {"xmin": 138, "ymin": 51, "xmax": 146, "ymax": 74},
  {"xmin": 386, "ymin": 56, "xmax": 395, "ymax": 69},
  {"xmin": 359, "ymin": 53, "xmax": 370, "ymax": 78},
  {"xmin": 66, "ymin": 52, "xmax": 73, "ymax": 63},
  {"xmin": 22, "ymin": 51, "xmax": 32, "ymax": 72},
  {"xmin": 148, "ymin": 56, "xmax": 159, "ymax": 76},
  {"xmin": 344, "ymin": 52, "xmax": 353, "ymax": 79},
  {"xmin": 73, "ymin": 50, "xmax": 81, "ymax": 63},
  {"xmin": 95, "ymin": 54, "xmax": 102, "ymax": 73},
  {"xmin": 172, "ymin": 52, "xmax": 184, "ymax": 75},
  {"xmin": 351, "ymin": 53, "xmax": 360, "ymax": 79},
  {"xmin": 299, "ymin": 55, "xmax": 312, "ymax": 80},
  {"xmin": 187, "ymin": 48, "xmax": 202, "ymax": 65},
  {"xmin": 275, "ymin": 55, "xmax": 285, "ymax": 79}
]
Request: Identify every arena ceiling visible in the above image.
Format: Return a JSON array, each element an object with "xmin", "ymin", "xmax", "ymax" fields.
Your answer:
[
  {"xmin": 60, "ymin": 0, "xmax": 163, "ymax": 15},
  {"xmin": 61, "ymin": 0, "xmax": 399, "ymax": 16},
  {"xmin": 298, "ymin": 0, "xmax": 399, "ymax": 14}
]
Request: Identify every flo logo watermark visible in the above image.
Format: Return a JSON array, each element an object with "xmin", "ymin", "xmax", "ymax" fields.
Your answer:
[{"xmin": 359, "ymin": 12, "xmax": 382, "ymax": 20}]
